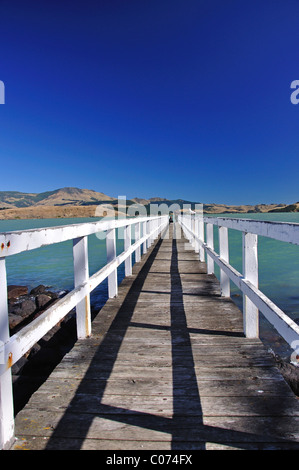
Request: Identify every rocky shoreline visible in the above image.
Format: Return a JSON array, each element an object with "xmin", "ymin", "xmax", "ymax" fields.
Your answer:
[
  {"xmin": 8, "ymin": 284, "xmax": 78, "ymax": 414},
  {"xmin": 8, "ymin": 284, "xmax": 65, "ymax": 331}
]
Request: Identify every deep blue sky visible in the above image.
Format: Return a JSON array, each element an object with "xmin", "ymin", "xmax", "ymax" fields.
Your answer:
[{"xmin": 0, "ymin": 0, "xmax": 299, "ymax": 204}]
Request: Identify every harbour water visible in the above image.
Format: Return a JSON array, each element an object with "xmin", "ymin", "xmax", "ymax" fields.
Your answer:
[{"xmin": 1, "ymin": 212, "xmax": 299, "ymax": 360}]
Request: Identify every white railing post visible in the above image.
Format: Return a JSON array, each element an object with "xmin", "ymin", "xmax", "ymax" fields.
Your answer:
[
  {"xmin": 242, "ymin": 232, "xmax": 259, "ymax": 338},
  {"xmin": 147, "ymin": 220, "xmax": 152, "ymax": 249},
  {"xmin": 191, "ymin": 215, "xmax": 196, "ymax": 248},
  {"xmin": 159, "ymin": 216, "xmax": 164, "ymax": 239},
  {"xmin": 157, "ymin": 217, "xmax": 160, "ymax": 237},
  {"xmin": 198, "ymin": 217, "xmax": 205, "ymax": 262},
  {"xmin": 187, "ymin": 216, "xmax": 192, "ymax": 243},
  {"xmin": 153, "ymin": 218, "xmax": 156, "ymax": 241},
  {"xmin": 0, "ymin": 257, "xmax": 15, "ymax": 449},
  {"xmin": 106, "ymin": 228, "xmax": 118, "ymax": 298},
  {"xmin": 162, "ymin": 215, "xmax": 168, "ymax": 237},
  {"xmin": 142, "ymin": 221, "xmax": 147, "ymax": 254},
  {"xmin": 206, "ymin": 223, "xmax": 214, "ymax": 274},
  {"xmin": 155, "ymin": 218, "xmax": 158, "ymax": 239},
  {"xmin": 135, "ymin": 222, "xmax": 141, "ymax": 262},
  {"xmin": 219, "ymin": 226, "xmax": 230, "ymax": 297},
  {"xmin": 73, "ymin": 236, "xmax": 91, "ymax": 338},
  {"xmin": 124, "ymin": 224, "xmax": 132, "ymax": 276},
  {"xmin": 194, "ymin": 216, "xmax": 200, "ymax": 253}
]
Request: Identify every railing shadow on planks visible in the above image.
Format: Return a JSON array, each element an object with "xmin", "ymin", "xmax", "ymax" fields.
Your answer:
[{"xmin": 0, "ymin": 215, "xmax": 168, "ymax": 449}]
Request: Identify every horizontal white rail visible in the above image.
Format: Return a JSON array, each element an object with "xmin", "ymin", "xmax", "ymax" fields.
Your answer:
[
  {"xmin": 178, "ymin": 214, "xmax": 299, "ymax": 348},
  {"xmin": 0, "ymin": 214, "xmax": 169, "ymax": 449},
  {"xmin": 0, "ymin": 216, "xmax": 157, "ymax": 257},
  {"xmin": 203, "ymin": 216, "xmax": 299, "ymax": 245}
]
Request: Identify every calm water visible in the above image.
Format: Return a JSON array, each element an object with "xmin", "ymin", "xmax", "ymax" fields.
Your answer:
[
  {"xmin": 1, "ymin": 213, "xmax": 299, "ymax": 359},
  {"xmin": 0, "ymin": 217, "xmax": 130, "ymax": 313}
]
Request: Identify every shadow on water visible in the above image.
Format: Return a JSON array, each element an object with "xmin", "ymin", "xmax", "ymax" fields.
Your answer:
[{"xmin": 44, "ymin": 224, "xmax": 299, "ymax": 450}]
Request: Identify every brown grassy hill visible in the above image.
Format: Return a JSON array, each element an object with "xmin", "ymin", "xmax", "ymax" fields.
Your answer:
[
  {"xmin": 0, "ymin": 187, "xmax": 114, "ymax": 209},
  {"xmin": 0, "ymin": 204, "xmax": 119, "ymax": 220},
  {"xmin": 34, "ymin": 187, "xmax": 114, "ymax": 206},
  {"xmin": 202, "ymin": 202, "xmax": 287, "ymax": 213},
  {"xmin": 268, "ymin": 202, "xmax": 299, "ymax": 213}
]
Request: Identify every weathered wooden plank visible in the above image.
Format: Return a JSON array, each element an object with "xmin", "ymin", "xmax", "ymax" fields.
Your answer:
[
  {"xmin": 12, "ymin": 436, "xmax": 207, "ymax": 450},
  {"xmin": 63, "ymin": 343, "xmax": 275, "ymax": 364},
  {"xmin": 49, "ymin": 361, "xmax": 286, "ymax": 381},
  {"xmin": 14, "ymin": 409, "xmax": 299, "ymax": 444},
  {"xmin": 22, "ymin": 387, "xmax": 299, "ymax": 417},
  {"xmin": 17, "ymin": 374, "xmax": 292, "ymax": 398},
  {"xmin": 70, "ymin": 335, "xmax": 265, "ymax": 350},
  {"xmin": 13, "ymin": 435, "xmax": 299, "ymax": 451},
  {"xmin": 57, "ymin": 351, "xmax": 275, "ymax": 368}
]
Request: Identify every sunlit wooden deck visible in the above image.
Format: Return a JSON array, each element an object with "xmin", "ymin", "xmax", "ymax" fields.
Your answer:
[{"xmin": 12, "ymin": 223, "xmax": 299, "ymax": 450}]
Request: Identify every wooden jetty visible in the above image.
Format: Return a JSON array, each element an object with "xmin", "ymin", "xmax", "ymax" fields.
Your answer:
[{"xmin": 12, "ymin": 223, "xmax": 299, "ymax": 450}]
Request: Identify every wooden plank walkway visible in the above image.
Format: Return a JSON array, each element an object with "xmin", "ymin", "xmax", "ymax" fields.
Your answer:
[{"xmin": 12, "ymin": 223, "xmax": 299, "ymax": 450}]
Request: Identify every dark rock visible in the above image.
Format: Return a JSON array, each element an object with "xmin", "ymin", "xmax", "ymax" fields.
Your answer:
[
  {"xmin": 271, "ymin": 352, "xmax": 299, "ymax": 396},
  {"xmin": 26, "ymin": 343, "xmax": 42, "ymax": 358},
  {"xmin": 277, "ymin": 361, "xmax": 299, "ymax": 396},
  {"xmin": 8, "ymin": 313, "xmax": 23, "ymax": 329},
  {"xmin": 44, "ymin": 291, "xmax": 59, "ymax": 300},
  {"xmin": 12, "ymin": 299, "xmax": 36, "ymax": 318},
  {"xmin": 11, "ymin": 356, "xmax": 28, "ymax": 375},
  {"xmin": 39, "ymin": 323, "xmax": 62, "ymax": 344},
  {"xmin": 7, "ymin": 285, "xmax": 28, "ymax": 299},
  {"xmin": 35, "ymin": 294, "xmax": 52, "ymax": 310},
  {"xmin": 30, "ymin": 285, "xmax": 46, "ymax": 295}
]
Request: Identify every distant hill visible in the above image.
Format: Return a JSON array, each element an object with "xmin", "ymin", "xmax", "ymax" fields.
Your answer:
[
  {"xmin": 268, "ymin": 202, "xmax": 299, "ymax": 213},
  {"xmin": 0, "ymin": 187, "xmax": 297, "ymax": 219},
  {"xmin": 0, "ymin": 187, "xmax": 114, "ymax": 209},
  {"xmin": 201, "ymin": 202, "xmax": 289, "ymax": 214},
  {"xmin": 133, "ymin": 199, "xmax": 289, "ymax": 214}
]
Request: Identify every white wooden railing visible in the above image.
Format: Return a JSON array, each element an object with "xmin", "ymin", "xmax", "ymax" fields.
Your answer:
[
  {"xmin": 178, "ymin": 213, "xmax": 299, "ymax": 346},
  {"xmin": 0, "ymin": 215, "xmax": 169, "ymax": 449}
]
